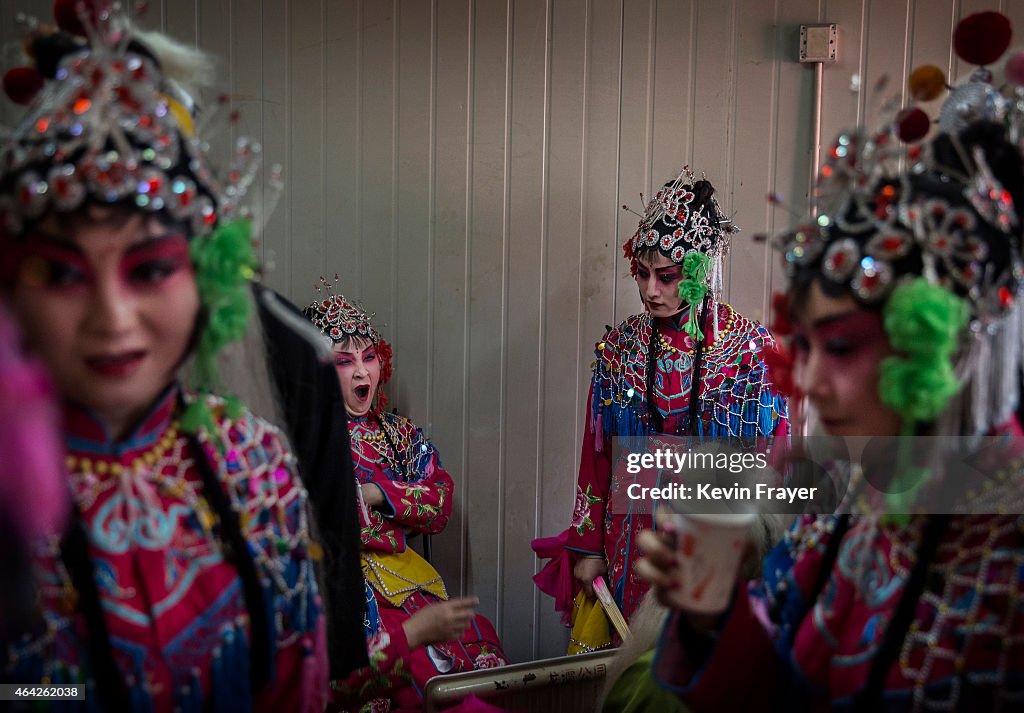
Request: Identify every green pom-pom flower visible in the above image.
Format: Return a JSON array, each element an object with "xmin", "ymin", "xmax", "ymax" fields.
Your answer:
[
  {"xmin": 883, "ymin": 277, "xmax": 968, "ymax": 359},
  {"xmin": 181, "ymin": 398, "xmax": 217, "ymax": 437},
  {"xmin": 874, "ymin": 278, "xmax": 969, "ymax": 523},
  {"xmin": 879, "ymin": 356, "xmax": 960, "ymax": 422},
  {"xmin": 878, "ymin": 278, "xmax": 967, "ymax": 424},
  {"xmin": 678, "ymin": 280, "xmax": 709, "ymax": 306},
  {"xmin": 678, "ymin": 252, "xmax": 712, "ymax": 340},
  {"xmin": 682, "ymin": 252, "xmax": 711, "ymax": 284},
  {"xmin": 183, "ymin": 219, "xmax": 257, "ymax": 435}
]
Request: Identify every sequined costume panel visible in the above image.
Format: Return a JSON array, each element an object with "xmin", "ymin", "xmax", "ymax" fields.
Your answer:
[
  {"xmin": 4, "ymin": 388, "xmax": 327, "ymax": 712},
  {"xmin": 567, "ymin": 304, "xmax": 788, "ymax": 623},
  {"xmin": 343, "ymin": 412, "xmax": 507, "ymax": 712}
]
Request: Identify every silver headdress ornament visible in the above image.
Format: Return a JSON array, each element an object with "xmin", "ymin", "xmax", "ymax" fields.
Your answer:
[
  {"xmin": 0, "ymin": 0, "xmax": 282, "ymax": 240},
  {"xmin": 306, "ymin": 275, "xmax": 382, "ymax": 345},
  {"xmin": 623, "ymin": 165, "xmax": 737, "ymax": 268}
]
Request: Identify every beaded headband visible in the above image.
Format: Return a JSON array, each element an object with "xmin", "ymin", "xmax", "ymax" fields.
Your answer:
[{"xmin": 622, "ymin": 166, "xmax": 737, "ymax": 273}]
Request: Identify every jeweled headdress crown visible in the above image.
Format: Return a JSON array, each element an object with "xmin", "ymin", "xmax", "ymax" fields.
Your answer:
[
  {"xmin": 306, "ymin": 276, "xmax": 382, "ymax": 345},
  {"xmin": 623, "ymin": 166, "xmax": 737, "ymax": 272},
  {"xmin": 0, "ymin": 0, "xmax": 268, "ymax": 239}
]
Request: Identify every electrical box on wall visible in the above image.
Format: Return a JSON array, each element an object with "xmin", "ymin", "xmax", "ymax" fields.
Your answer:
[{"xmin": 800, "ymin": 24, "xmax": 838, "ymax": 63}]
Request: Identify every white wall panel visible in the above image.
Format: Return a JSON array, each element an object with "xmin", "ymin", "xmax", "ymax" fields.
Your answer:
[{"xmin": 2, "ymin": 0, "xmax": 1015, "ymax": 663}]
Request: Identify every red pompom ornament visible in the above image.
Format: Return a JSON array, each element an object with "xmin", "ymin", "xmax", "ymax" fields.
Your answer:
[
  {"xmin": 1006, "ymin": 51, "xmax": 1024, "ymax": 87},
  {"xmin": 3, "ymin": 67, "xmax": 44, "ymax": 106},
  {"xmin": 953, "ymin": 11, "xmax": 1012, "ymax": 66},
  {"xmin": 896, "ymin": 107, "xmax": 931, "ymax": 143}
]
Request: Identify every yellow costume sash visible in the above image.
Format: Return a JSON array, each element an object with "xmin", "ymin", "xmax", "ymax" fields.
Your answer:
[
  {"xmin": 568, "ymin": 592, "xmax": 612, "ymax": 655},
  {"xmin": 362, "ymin": 548, "xmax": 448, "ymax": 607}
]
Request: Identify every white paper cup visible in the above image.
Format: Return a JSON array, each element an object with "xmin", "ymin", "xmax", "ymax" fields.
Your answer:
[{"xmin": 669, "ymin": 512, "xmax": 756, "ymax": 614}]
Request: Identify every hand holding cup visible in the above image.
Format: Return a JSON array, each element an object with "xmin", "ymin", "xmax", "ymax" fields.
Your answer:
[{"xmin": 636, "ymin": 512, "xmax": 755, "ymax": 617}]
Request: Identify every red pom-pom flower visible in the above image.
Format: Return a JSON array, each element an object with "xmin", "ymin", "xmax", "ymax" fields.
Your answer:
[
  {"xmin": 2, "ymin": 67, "xmax": 44, "ymax": 105},
  {"xmin": 769, "ymin": 291, "xmax": 793, "ymax": 336},
  {"xmin": 762, "ymin": 343, "xmax": 797, "ymax": 400},
  {"xmin": 372, "ymin": 338, "xmax": 394, "ymax": 413},
  {"xmin": 953, "ymin": 11, "xmax": 1012, "ymax": 66},
  {"xmin": 896, "ymin": 107, "xmax": 931, "ymax": 143}
]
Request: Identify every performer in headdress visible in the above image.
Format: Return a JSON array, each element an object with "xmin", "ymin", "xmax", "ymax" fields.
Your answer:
[
  {"xmin": 306, "ymin": 284, "xmax": 507, "ymax": 713},
  {"xmin": 533, "ymin": 168, "xmax": 788, "ymax": 649},
  {"xmin": 0, "ymin": 2, "xmax": 327, "ymax": 709},
  {"xmin": 639, "ymin": 13, "xmax": 1024, "ymax": 709}
]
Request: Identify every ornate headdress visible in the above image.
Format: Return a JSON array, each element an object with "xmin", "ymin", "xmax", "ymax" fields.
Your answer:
[
  {"xmin": 773, "ymin": 11, "xmax": 1024, "ymax": 440},
  {"xmin": 0, "ymin": 3, "xmax": 266, "ymax": 237},
  {"xmin": 0, "ymin": 0, "xmax": 278, "ymax": 434},
  {"xmin": 623, "ymin": 167, "xmax": 738, "ymax": 340},
  {"xmin": 307, "ymin": 276, "xmax": 382, "ymax": 345},
  {"xmin": 305, "ymin": 276, "xmax": 393, "ymax": 409},
  {"xmin": 623, "ymin": 166, "xmax": 736, "ymax": 270}
]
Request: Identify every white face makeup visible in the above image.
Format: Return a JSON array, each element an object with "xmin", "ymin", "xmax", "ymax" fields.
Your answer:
[
  {"xmin": 635, "ymin": 251, "xmax": 685, "ymax": 319},
  {"xmin": 10, "ymin": 207, "xmax": 200, "ymax": 438},
  {"xmin": 332, "ymin": 337, "xmax": 381, "ymax": 418},
  {"xmin": 790, "ymin": 281, "xmax": 902, "ymax": 438}
]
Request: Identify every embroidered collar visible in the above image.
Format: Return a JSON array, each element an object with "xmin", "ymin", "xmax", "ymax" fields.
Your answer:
[{"xmin": 63, "ymin": 383, "xmax": 179, "ymax": 459}]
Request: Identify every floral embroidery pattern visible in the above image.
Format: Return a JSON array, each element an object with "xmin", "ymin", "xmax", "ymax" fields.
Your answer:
[
  {"xmin": 473, "ymin": 646, "xmax": 506, "ymax": 669},
  {"xmin": 572, "ymin": 484, "xmax": 602, "ymax": 535}
]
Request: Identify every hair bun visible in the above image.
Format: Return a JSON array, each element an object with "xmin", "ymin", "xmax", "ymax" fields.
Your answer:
[{"xmin": 691, "ymin": 179, "xmax": 716, "ymax": 206}]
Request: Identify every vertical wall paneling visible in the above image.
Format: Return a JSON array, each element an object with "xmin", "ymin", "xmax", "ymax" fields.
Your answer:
[
  {"xmin": 431, "ymin": 0, "xmax": 472, "ymax": 598},
  {"xmin": 498, "ymin": 0, "xmax": 549, "ymax": 656},
  {"xmin": 819, "ymin": 0, "xmax": 866, "ymax": 162},
  {"xmin": 259, "ymin": 0, "xmax": 288, "ymax": 287},
  {"xmin": 465, "ymin": 0, "xmax": 509, "ymax": 631},
  {"xmin": 359, "ymin": 1, "xmax": 396, "ymax": 336},
  {"xmin": 766, "ymin": 0, "xmax": 821, "ymax": 305},
  {"xmin": 164, "ymin": 0, "xmax": 199, "ymax": 48},
  {"xmin": 535, "ymin": 0, "xmax": 590, "ymax": 657},
  {"xmin": 863, "ymin": 0, "xmax": 912, "ymax": 129},
  {"xmin": 649, "ymin": 0, "xmax": 693, "ymax": 192},
  {"xmin": 612, "ymin": 0, "xmax": 654, "ymax": 326},
  {"xmin": 394, "ymin": 0, "xmax": 432, "ymax": 430},
  {"xmin": 731, "ymin": 0, "xmax": 781, "ymax": 322},
  {"xmin": 0, "ymin": 0, "xmax": 1002, "ymax": 662},
  {"xmin": 323, "ymin": 0, "xmax": 360, "ymax": 294},
  {"xmin": 577, "ymin": 0, "xmax": 622, "ymax": 445}
]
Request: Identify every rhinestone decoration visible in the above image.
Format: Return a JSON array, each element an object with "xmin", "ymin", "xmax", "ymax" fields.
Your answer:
[
  {"xmin": 0, "ymin": 9, "xmax": 266, "ymax": 238},
  {"xmin": 822, "ymin": 238, "xmax": 860, "ymax": 282},
  {"xmin": 625, "ymin": 165, "xmax": 736, "ymax": 267},
  {"xmin": 851, "ymin": 256, "xmax": 894, "ymax": 302},
  {"xmin": 307, "ymin": 275, "xmax": 381, "ymax": 345},
  {"xmin": 774, "ymin": 122, "xmax": 1023, "ymax": 320}
]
